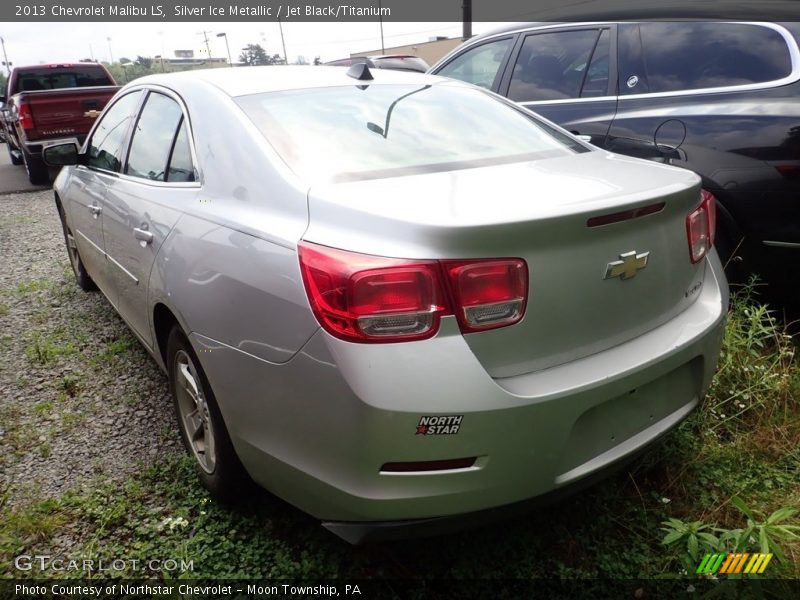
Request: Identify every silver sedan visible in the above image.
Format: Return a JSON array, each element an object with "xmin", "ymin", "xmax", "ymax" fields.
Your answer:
[{"xmin": 44, "ymin": 65, "xmax": 727, "ymax": 543}]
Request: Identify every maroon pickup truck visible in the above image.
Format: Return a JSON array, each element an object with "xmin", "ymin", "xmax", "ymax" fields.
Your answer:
[{"xmin": 1, "ymin": 63, "xmax": 119, "ymax": 184}]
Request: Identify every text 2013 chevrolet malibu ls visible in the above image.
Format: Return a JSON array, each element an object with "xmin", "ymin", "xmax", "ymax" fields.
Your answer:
[{"xmin": 44, "ymin": 65, "xmax": 727, "ymax": 543}]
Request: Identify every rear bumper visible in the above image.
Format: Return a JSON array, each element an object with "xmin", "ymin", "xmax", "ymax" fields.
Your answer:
[{"xmin": 193, "ymin": 251, "xmax": 728, "ymax": 534}]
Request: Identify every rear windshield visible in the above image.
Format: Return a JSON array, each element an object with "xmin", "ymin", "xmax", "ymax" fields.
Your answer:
[
  {"xmin": 17, "ymin": 66, "xmax": 113, "ymax": 92},
  {"xmin": 236, "ymin": 83, "xmax": 587, "ymax": 182}
]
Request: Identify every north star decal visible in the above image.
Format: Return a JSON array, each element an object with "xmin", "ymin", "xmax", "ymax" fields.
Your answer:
[{"xmin": 416, "ymin": 415, "xmax": 463, "ymax": 435}]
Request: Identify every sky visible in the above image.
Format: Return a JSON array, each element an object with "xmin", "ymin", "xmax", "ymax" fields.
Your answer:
[{"xmin": 0, "ymin": 21, "xmax": 505, "ymax": 67}]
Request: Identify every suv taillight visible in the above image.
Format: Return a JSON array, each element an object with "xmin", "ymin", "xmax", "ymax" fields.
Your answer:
[
  {"xmin": 298, "ymin": 241, "xmax": 528, "ymax": 343},
  {"xmin": 686, "ymin": 189, "xmax": 717, "ymax": 264},
  {"xmin": 18, "ymin": 102, "xmax": 34, "ymax": 131}
]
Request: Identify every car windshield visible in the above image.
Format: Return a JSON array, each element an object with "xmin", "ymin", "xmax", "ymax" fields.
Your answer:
[{"xmin": 236, "ymin": 83, "xmax": 587, "ymax": 182}]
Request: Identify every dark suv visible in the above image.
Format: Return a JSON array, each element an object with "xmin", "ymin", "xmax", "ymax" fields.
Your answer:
[{"xmin": 430, "ymin": 22, "xmax": 800, "ymax": 297}]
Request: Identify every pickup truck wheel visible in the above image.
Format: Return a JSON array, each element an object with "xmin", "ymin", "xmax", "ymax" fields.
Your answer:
[
  {"xmin": 7, "ymin": 144, "xmax": 23, "ymax": 166},
  {"xmin": 167, "ymin": 327, "xmax": 252, "ymax": 501},
  {"xmin": 22, "ymin": 149, "xmax": 49, "ymax": 184},
  {"xmin": 58, "ymin": 206, "xmax": 97, "ymax": 292}
]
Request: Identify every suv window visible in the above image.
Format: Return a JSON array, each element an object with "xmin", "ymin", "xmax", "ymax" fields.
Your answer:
[
  {"xmin": 87, "ymin": 91, "xmax": 142, "ymax": 172},
  {"xmin": 637, "ymin": 22, "xmax": 793, "ymax": 93},
  {"xmin": 126, "ymin": 92, "xmax": 184, "ymax": 182},
  {"xmin": 508, "ymin": 29, "xmax": 606, "ymax": 102},
  {"xmin": 436, "ymin": 38, "xmax": 513, "ymax": 89}
]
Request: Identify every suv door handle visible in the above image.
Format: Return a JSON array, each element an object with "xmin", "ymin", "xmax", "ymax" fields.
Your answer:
[
  {"xmin": 133, "ymin": 227, "xmax": 153, "ymax": 244},
  {"xmin": 88, "ymin": 205, "xmax": 102, "ymax": 216}
]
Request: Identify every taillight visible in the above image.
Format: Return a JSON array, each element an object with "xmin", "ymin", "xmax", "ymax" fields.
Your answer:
[
  {"xmin": 18, "ymin": 102, "xmax": 34, "ymax": 131},
  {"xmin": 298, "ymin": 242, "xmax": 447, "ymax": 343},
  {"xmin": 686, "ymin": 189, "xmax": 717, "ymax": 264},
  {"xmin": 298, "ymin": 241, "xmax": 528, "ymax": 343},
  {"xmin": 442, "ymin": 260, "xmax": 527, "ymax": 333}
]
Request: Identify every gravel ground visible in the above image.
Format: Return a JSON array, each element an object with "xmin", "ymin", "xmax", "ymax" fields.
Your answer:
[{"xmin": 0, "ymin": 189, "xmax": 182, "ymax": 510}]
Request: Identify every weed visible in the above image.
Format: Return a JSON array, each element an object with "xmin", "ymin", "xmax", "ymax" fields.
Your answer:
[
  {"xmin": 33, "ymin": 400, "xmax": 53, "ymax": 416},
  {"xmin": 15, "ymin": 280, "xmax": 50, "ymax": 295},
  {"xmin": 61, "ymin": 373, "xmax": 81, "ymax": 397}
]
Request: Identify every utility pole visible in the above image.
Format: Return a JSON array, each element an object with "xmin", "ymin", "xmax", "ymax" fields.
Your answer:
[
  {"xmin": 107, "ymin": 36, "xmax": 114, "ymax": 64},
  {"xmin": 278, "ymin": 19, "xmax": 288, "ymax": 65},
  {"xmin": 462, "ymin": 0, "xmax": 472, "ymax": 41},
  {"xmin": 0, "ymin": 37, "xmax": 10, "ymax": 76},
  {"xmin": 379, "ymin": 1, "xmax": 385, "ymax": 53},
  {"xmin": 198, "ymin": 30, "xmax": 213, "ymax": 59}
]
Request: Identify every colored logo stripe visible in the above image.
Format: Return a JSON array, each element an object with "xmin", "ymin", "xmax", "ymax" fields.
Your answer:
[{"xmin": 696, "ymin": 553, "xmax": 773, "ymax": 574}]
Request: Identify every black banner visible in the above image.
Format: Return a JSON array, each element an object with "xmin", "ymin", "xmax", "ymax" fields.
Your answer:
[
  {"xmin": 3, "ymin": 579, "xmax": 800, "ymax": 600},
  {"xmin": 3, "ymin": 0, "xmax": 800, "ymax": 22}
]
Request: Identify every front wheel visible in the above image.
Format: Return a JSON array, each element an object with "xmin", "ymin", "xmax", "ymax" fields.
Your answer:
[{"xmin": 167, "ymin": 327, "xmax": 251, "ymax": 501}]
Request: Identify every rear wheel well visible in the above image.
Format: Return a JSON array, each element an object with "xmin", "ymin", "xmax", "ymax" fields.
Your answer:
[{"xmin": 153, "ymin": 303, "xmax": 180, "ymax": 366}]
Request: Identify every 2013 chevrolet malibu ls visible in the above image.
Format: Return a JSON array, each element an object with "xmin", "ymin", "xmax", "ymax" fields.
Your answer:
[{"xmin": 44, "ymin": 65, "xmax": 728, "ymax": 543}]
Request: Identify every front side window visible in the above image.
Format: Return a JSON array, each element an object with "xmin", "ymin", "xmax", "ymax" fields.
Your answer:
[
  {"xmin": 636, "ymin": 22, "xmax": 794, "ymax": 93},
  {"xmin": 126, "ymin": 92, "xmax": 184, "ymax": 182},
  {"xmin": 436, "ymin": 38, "xmax": 513, "ymax": 89},
  {"xmin": 236, "ymin": 83, "xmax": 587, "ymax": 183},
  {"xmin": 508, "ymin": 29, "xmax": 605, "ymax": 102},
  {"xmin": 87, "ymin": 91, "xmax": 142, "ymax": 172}
]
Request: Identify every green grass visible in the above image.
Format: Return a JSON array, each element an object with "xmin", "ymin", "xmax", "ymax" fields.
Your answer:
[
  {"xmin": 1, "ymin": 287, "xmax": 797, "ymax": 581},
  {"xmin": 24, "ymin": 334, "xmax": 76, "ymax": 365}
]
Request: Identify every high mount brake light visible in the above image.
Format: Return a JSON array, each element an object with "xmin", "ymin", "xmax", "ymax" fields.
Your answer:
[
  {"xmin": 298, "ymin": 242, "xmax": 528, "ymax": 343},
  {"xmin": 686, "ymin": 189, "xmax": 717, "ymax": 264}
]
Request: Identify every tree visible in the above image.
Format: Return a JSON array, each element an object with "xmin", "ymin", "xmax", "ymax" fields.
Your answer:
[
  {"xmin": 135, "ymin": 56, "xmax": 153, "ymax": 69},
  {"xmin": 239, "ymin": 44, "xmax": 269, "ymax": 66},
  {"xmin": 313, "ymin": 56, "xmax": 322, "ymax": 66}
]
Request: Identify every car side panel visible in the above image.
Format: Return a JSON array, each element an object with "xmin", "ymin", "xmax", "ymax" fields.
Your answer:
[
  {"xmin": 60, "ymin": 166, "xmax": 117, "ymax": 301},
  {"xmin": 102, "ymin": 179, "xmax": 188, "ymax": 349},
  {"xmin": 151, "ymin": 213, "xmax": 319, "ymax": 366}
]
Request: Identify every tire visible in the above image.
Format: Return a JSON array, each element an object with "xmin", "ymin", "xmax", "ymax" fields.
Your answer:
[
  {"xmin": 167, "ymin": 326, "xmax": 251, "ymax": 501},
  {"xmin": 7, "ymin": 143, "xmax": 23, "ymax": 165},
  {"xmin": 22, "ymin": 148, "xmax": 50, "ymax": 184},
  {"xmin": 57, "ymin": 204, "xmax": 97, "ymax": 292}
]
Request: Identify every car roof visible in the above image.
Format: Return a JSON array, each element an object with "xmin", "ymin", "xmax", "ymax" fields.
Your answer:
[{"xmin": 131, "ymin": 65, "xmax": 445, "ymax": 97}]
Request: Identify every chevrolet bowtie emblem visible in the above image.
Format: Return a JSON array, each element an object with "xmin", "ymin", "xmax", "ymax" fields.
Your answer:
[
  {"xmin": 84, "ymin": 110, "xmax": 102, "ymax": 118},
  {"xmin": 604, "ymin": 250, "xmax": 649, "ymax": 280}
]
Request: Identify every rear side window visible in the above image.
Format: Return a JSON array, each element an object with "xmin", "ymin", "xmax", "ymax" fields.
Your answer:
[
  {"xmin": 17, "ymin": 66, "xmax": 114, "ymax": 91},
  {"xmin": 167, "ymin": 120, "xmax": 196, "ymax": 182},
  {"xmin": 436, "ymin": 38, "xmax": 513, "ymax": 89},
  {"xmin": 636, "ymin": 23, "xmax": 794, "ymax": 93},
  {"xmin": 508, "ymin": 29, "xmax": 607, "ymax": 102},
  {"xmin": 125, "ymin": 92, "xmax": 194, "ymax": 181},
  {"xmin": 126, "ymin": 92, "xmax": 184, "ymax": 182}
]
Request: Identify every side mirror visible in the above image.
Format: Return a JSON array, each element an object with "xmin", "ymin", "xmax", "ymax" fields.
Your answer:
[{"xmin": 43, "ymin": 143, "xmax": 81, "ymax": 167}]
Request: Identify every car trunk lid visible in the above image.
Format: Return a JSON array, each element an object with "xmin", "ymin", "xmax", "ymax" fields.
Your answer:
[{"xmin": 305, "ymin": 151, "xmax": 706, "ymax": 378}]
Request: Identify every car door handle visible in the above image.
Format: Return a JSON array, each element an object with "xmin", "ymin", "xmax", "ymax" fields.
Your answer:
[
  {"xmin": 133, "ymin": 227, "xmax": 153, "ymax": 244},
  {"xmin": 88, "ymin": 205, "xmax": 102, "ymax": 216}
]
